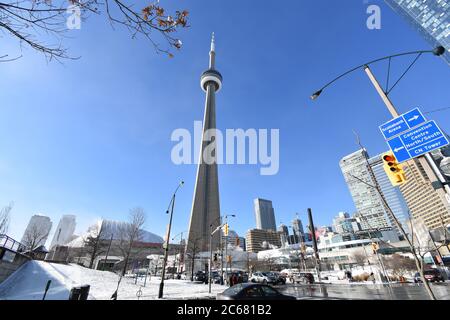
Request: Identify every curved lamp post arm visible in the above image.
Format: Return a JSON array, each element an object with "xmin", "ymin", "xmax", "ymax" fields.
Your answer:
[{"xmin": 311, "ymin": 46, "xmax": 445, "ymax": 100}]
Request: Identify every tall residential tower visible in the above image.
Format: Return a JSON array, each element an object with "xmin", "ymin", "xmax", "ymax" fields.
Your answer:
[
  {"xmin": 385, "ymin": 0, "xmax": 450, "ymax": 64},
  {"xmin": 340, "ymin": 149, "xmax": 390, "ymax": 230}
]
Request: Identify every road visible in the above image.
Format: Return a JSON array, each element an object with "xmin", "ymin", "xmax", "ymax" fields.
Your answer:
[{"xmin": 277, "ymin": 282, "xmax": 450, "ymax": 300}]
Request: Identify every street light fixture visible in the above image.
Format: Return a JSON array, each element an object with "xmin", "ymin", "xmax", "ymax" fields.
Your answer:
[
  {"xmin": 310, "ymin": 46, "xmax": 445, "ymax": 101},
  {"xmin": 158, "ymin": 180, "xmax": 184, "ymax": 299},
  {"xmin": 310, "ymin": 47, "xmax": 446, "ymax": 300}
]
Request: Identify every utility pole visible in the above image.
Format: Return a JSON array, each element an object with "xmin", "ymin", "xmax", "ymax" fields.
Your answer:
[
  {"xmin": 220, "ymin": 217, "xmax": 224, "ymax": 285},
  {"xmin": 209, "ymin": 224, "xmax": 222, "ymax": 294},
  {"xmin": 158, "ymin": 181, "xmax": 184, "ymax": 299},
  {"xmin": 307, "ymin": 208, "xmax": 321, "ymax": 282},
  {"xmin": 363, "ymin": 65, "xmax": 437, "ymax": 299}
]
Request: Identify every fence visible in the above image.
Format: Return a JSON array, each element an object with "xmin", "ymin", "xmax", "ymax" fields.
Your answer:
[{"xmin": 0, "ymin": 234, "xmax": 28, "ymax": 253}]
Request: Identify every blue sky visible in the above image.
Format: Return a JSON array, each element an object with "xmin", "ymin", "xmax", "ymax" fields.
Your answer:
[{"xmin": 1, "ymin": 0, "xmax": 449, "ymax": 244}]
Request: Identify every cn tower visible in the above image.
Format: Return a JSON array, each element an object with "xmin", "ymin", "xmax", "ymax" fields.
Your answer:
[{"xmin": 186, "ymin": 33, "xmax": 222, "ymax": 258}]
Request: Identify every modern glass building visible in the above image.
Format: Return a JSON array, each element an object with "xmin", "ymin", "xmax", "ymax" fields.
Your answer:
[
  {"xmin": 385, "ymin": 0, "xmax": 450, "ymax": 64},
  {"xmin": 339, "ymin": 149, "xmax": 390, "ymax": 230},
  {"xmin": 291, "ymin": 217, "xmax": 305, "ymax": 242},
  {"xmin": 254, "ymin": 198, "xmax": 277, "ymax": 231},
  {"xmin": 369, "ymin": 154, "xmax": 411, "ymax": 236}
]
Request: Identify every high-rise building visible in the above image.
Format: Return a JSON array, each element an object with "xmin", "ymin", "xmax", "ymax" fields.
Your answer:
[
  {"xmin": 340, "ymin": 149, "xmax": 390, "ymax": 230},
  {"xmin": 222, "ymin": 229, "xmax": 246, "ymax": 251},
  {"xmin": 245, "ymin": 229, "xmax": 282, "ymax": 253},
  {"xmin": 385, "ymin": 0, "xmax": 450, "ymax": 64},
  {"xmin": 21, "ymin": 215, "xmax": 53, "ymax": 249},
  {"xmin": 369, "ymin": 154, "xmax": 411, "ymax": 236},
  {"xmin": 49, "ymin": 215, "xmax": 76, "ymax": 250},
  {"xmin": 278, "ymin": 224, "xmax": 289, "ymax": 245},
  {"xmin": 292, "ymin": 216, "xmax": 305, "ymax": 242},
  {"xmin": 333, "ymin": 212, "xmax": 361, "ymax": 234},
  {"xmin": 254, "ymin": 198, "xmax": 276, "ymax": 231},
  {"xmin": 186, "ymin": 34, "xmax": 223, "ymax": 253},
  {"xmin": 398, "ymin": 158, "xmax": 450, "ymax": 230}
]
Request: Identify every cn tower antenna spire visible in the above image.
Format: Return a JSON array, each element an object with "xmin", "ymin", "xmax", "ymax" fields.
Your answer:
[
  {"xmin": 211, "ymin": 32, "xmax": 215, "ymax": 52},
  {"xmin": 209, "ymin": 32, "xmax": 216, "ymax": 69}
]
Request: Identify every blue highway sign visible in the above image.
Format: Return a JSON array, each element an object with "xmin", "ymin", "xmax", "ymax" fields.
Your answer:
[
  {"xmin": 387, "ymin": 121, "xmax": 449, "ymax": 163},
  {"xmin": 379, "ymin": 107, "xmax": 426, "ymax": 140}
]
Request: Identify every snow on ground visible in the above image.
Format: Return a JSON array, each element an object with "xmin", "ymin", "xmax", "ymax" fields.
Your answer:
[{"xmin": 0, "ymin": 261, "xmax": 225, "ymax": 300}]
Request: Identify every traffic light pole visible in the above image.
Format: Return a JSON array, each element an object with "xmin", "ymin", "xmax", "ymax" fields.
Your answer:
[
  {"xmin": 355, "ymin": 70, "xmax": 437, "ymax": 299},
  {"xmin": 209, "ymin": 224, "xmax": 222, "ymax": 294},
  {"xmin": 364, "ymin": 65, "xmax": 450, "ymax": 201}
]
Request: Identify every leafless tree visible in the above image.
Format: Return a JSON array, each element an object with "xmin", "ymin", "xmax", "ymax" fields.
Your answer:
[
  {"xmin": 347, "ymin": 131, "xmax": 439, "ymax": 299},
  {"xmin": 22, "ymin": 222, "xmax": 51, "ymax": 250},
  {"xmin": 0, "ymin": 202, "xmax": 13, "ymax": 234},
  {"xmin": 83, "ymin": 220, "xmax": 107, "ymax": 269},
  {"xmin": 118, "ymin": 207, "xmax": 145, "ymax": 276},
  {"xmin": 185, "ymin": 236, "xmax": 202, "ymax": 281},
  {"xmin": 383, "ymin": 254, "xmax": 416, "ymax": 279},
  {"xmin": 0, "ymin": 0, "xmax": 189, "ymax": 61},
  {"xmin": 352, "ymin": 252, "xmax": 367, "ymax": 266}
]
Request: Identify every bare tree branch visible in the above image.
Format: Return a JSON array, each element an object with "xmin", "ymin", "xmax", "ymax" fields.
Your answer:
[{"xmin": 0, "ymin": 0, "xmax": 189, "ymax": 61}]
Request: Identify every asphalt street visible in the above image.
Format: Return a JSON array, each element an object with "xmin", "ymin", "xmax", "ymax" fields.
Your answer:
[{"xmin": 277, "ymin": 283, "xmax": 450, "ymax": 300}]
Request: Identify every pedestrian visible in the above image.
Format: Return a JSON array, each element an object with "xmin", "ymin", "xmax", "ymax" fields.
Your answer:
[
  {"xmin": 229, "ymin": 274, "xmax": 233, "ymax": 287},
  {"xmin": 368, "ymin": 272, "xmax": 375, "ymax": 284},
  {"xmin": 231, "ymin": 273, "xmax": 238, "ymax": 286}
]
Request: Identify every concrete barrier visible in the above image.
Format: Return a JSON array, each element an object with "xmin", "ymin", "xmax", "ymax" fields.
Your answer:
[{"xmin": 0, "ymin": 248, "xmax": 31, "ymax": 283}]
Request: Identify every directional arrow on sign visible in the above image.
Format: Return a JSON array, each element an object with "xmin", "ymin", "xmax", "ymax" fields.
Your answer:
[
  {"xmin": 408, "ymin": 115, "xmax": 419, "ymax": 122},
  {"xmin": 394, "ymin": 146, "xmax": 405, "ymax": 152}
]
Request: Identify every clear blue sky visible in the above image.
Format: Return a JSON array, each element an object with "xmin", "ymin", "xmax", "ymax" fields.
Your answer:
[{"xmin": 1, "ymin": 0, "xmax": 449, "ymax": 244}]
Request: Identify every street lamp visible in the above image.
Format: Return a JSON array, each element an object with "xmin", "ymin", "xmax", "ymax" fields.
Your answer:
[
  {"xmin": 310, "ymin": 47, "xmax": 446, "ymax": 300},
  {"xmin": 158, "ymin": 180, "xmax": 184, "ymax": 299},
  {"xmin": 310, "ymin": 46, "xmax": 445, "ymax": 101}
]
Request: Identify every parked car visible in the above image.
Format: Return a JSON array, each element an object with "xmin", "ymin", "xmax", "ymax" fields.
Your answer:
[
  {"xmin": 267, "ymin": 272, "xmax": 286, "ymax": 285},
  {"xmin": 194, "ymin": 271, "xmax": 207, "ymax": 282},
  {"xmin": 180, "ymin": 273, "xmax": 188, "ymax": 280},
  {"xmin": 217, "ymin": 283, "xmax": 296, "ymax": 300},
  {"xmin": 414, "ymin": 269, "xmax": 445, "ymax": 283},
  {"xmin": 250, "ymin": 272, "xmax": 277, "ymax": 284},
  {"xmin": 291, "ymin": 272, "xmax": 315, "ymax": 284},
  {"xmin": 211, "ymin": 271, "xmax": 222, "ymax": 284}
]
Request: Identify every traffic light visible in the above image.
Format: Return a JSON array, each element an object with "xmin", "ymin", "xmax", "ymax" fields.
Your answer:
[
  {"xmin": 224, "ymin": 223, "xmax": 229, "ymax": 236},
  {"xmin": 382, "ymin": 152, "xmax": 407, "ymax": 186},
  {"xmin": 235, "ymin": 236, "xmax": 240, "ymax": 247}
]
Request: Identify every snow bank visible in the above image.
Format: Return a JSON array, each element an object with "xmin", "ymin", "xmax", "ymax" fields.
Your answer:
[{"xmin": 0, "ymin": 261, "xmax": 225, "ymax": 300}]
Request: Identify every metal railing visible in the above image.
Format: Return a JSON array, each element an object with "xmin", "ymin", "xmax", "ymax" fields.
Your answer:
[{"xmin": 0, "ymin": 234, "xmax": 27, "ymax": 253}]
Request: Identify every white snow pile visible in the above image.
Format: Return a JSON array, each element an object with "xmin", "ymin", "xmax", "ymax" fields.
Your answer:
[{"xmin": 0, "ymin": 260, "xmax": 224, "ymax": 300}]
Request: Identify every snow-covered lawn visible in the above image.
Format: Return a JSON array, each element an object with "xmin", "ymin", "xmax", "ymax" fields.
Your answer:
[{"xmin": 0, "ymin": 261, "xmax": 225, "ymax": 300}]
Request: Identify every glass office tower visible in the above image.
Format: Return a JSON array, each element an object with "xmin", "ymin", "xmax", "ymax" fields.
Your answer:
[{"xmin": 385, "ymin": 0, "xmax": 450, "ymax": 64}]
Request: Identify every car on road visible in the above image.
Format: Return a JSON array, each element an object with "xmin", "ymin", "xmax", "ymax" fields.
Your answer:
[
  {"xmin": 250, "ymin": 272, "xmax": 277, "ymax": 284},
  {"xmin": 211, "ymin": 271, "xmax": 222, "ymax": 284},
  {"xmin": 291, "ymin": 272, "xmax": 315, "ymax": 284},
  {"xmin": 194, "ymin": 271, "xmax": 207, "ymax": 282},
  {"xmin": 267, "ymin": 272, "xmax": 286, "ymax": 285},
  {"xmin": 414, "ymin": 269, "xmax": 445, "ymax": 283},
  {"xmin": 217, "ymin": 283, "xmax": 296, "ymax": 300}
]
